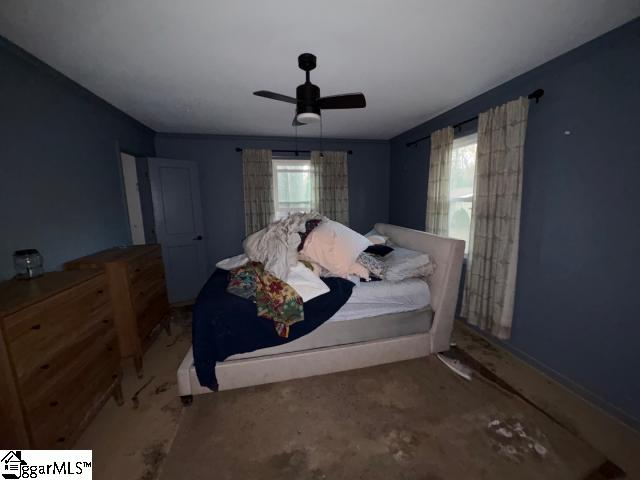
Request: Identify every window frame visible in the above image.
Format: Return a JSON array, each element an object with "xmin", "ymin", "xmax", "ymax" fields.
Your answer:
[{"xmin": 272, "ymin": 157, "xmax": 312, "ymax": 220}]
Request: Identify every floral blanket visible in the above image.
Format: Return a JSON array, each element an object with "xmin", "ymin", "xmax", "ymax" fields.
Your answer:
[{"xmin": 227, "ymin": 261, "xmax": 303, "ymax": 338}]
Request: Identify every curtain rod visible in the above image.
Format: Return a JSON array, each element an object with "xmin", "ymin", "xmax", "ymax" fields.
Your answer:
[
  {"xmin": 235, "ymin": 148, "xmax": 353, "ymax": 155},
  {"xmin": 405, "ymin": 88, "xmax": 544, "ymax": 148}
]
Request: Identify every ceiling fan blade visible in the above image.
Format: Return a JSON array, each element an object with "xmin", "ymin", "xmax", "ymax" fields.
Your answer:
[
  {"xmin": 318, "ymin": 93, "xmax": 366, "ymax": 109},
  {"xmin": 254, "ymin": 90, "xmax": 297, "ymax": 104}
]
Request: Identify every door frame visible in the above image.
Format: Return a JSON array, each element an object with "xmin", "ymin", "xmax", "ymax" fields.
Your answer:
[
  {"xmin": 114, "ymin": 140, "xmax": 150, "ymax": 245},
  {"xmin": 120, "ymin": 152, "xmax": 146, "ymax": 245}
]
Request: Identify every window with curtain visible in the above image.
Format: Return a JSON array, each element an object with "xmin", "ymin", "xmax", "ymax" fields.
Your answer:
[
  {"xmin": 272, "ymin": 158, "xmax": 312, "ymax": 219},
  {"xmin": 448, "ymin": 133, "xmax": 477, "ymax": 252},
  {"xmin": 270, "ymin": 151, "xmax": 350, "ymax": 224}
]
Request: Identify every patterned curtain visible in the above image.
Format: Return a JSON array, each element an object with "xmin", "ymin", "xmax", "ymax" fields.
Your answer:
[
  {"xmin": 310, "ymin": 151, "xmax": 349, "ymax": 225},
  {"xmin": 426, "ymin": 127, "xmax": 454, "ymax": 235},
  {"xmin": 242, "ymin": 148, "xmax": 274, "ymax": 235},
  {"xmin": 462, "ymin": 97, "xmax": 529, "ymax": 339}
]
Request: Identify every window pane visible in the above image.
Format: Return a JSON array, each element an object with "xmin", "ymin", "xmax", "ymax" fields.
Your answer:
[
  {"xmin": 278, "ymin": 171, "xmax": 311, "ymax": 203},
  {"xmin": 273, "ymin": 160, "xmax": 312, "ymax": 219},
  {"xmin": 449, "ymin": 135, "xmax": 477, "ymax": 252}
]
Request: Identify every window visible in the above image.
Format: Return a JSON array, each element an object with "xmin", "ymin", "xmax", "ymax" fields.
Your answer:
[
  {"xmin": 272, "ymin": 158, "xmax": 312, "ymax": 219},
  {"xmin": 448, "ymin": 133, "xmax": 477, "ymax": 252}
]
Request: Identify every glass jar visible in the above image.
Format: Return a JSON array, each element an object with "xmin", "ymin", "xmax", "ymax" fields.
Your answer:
[{"xmin": 13, "ymin": 249, "xmax": 44, "ymax": 279}]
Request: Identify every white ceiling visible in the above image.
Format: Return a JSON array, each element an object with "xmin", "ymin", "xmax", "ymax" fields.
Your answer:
[{"xmin": 1, "ymin": 1, "xmax": 638, "ymax": 139}]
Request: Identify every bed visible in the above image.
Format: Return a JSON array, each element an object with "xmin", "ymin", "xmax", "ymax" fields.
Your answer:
[{"xmin": 177, "ymin": 223, "xmax": 464, "ymax": 402}]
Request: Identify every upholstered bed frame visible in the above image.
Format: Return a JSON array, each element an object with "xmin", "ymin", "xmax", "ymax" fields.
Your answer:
[{"xmin": 177, "ymin": 224, "xmax": 465, "ymax": 403}]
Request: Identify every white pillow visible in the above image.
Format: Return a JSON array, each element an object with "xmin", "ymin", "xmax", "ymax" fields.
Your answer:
[
  {"xmin": 286, "ymin": 263, "xmax": 330, "ymax": 302},
  {"xmin": 301, "ymin": 220, "xmax": 372, "ymax": 277},
  {"xmin": 216, "ymin": 253, "xmax": 249, "ymax": 270},
  {"xmin": 383, "ymin": 247, "xmax": 436, "ymax": 282},
  {"xmin": 364, "ymin": 228, "xmax": 389, "ymax": 245}
]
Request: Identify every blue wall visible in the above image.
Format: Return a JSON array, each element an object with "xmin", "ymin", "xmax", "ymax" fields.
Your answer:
[
  {"xmin": 389, "ymin": 19, "xmax": 640, "ymax": 427},
  {"xmin": 0, "ymin": 37, "xmax": 156, "ymax": 280},
  {"xmin": 154, "ymin": 134, "xmax": 390, "ymax": 274}
]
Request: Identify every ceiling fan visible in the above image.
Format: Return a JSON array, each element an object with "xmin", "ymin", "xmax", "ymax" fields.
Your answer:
[{"xmin": 253, "ymin": 53, "xmax": 366, "ymax": 126}]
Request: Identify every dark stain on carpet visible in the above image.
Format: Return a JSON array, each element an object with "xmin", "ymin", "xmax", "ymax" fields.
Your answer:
[{"xmin": 139, "ymin": 441, "xmax": 167, "ymax": 480}]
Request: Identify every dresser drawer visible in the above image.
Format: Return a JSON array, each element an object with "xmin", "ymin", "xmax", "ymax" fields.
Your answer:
[
  {"xmin": 130, "ymin": 264, "xmax": 166, "ymax": 308},
  {"xmin": 26, "ymin": 336, "xmax": 120, "ymax": 448},
  {"xmin": 3, "ymin": 275, "xmax": 113, "ymax": 383},
  {"xmin": 128, "ymin": 249, "xmax": 163, "ymax": 284},
  {"xmin": 18, "ymin": 324, "xmax": 118, "ymax": 403}
]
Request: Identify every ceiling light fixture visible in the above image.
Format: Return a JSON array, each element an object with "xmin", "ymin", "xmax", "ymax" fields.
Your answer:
[{"xmin": 296, "ymin": 112, "xmax": 321, "ymax": 124}]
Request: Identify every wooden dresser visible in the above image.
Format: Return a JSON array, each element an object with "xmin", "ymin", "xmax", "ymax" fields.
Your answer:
[
  {"xmin": 0, "ymin": 270, "xmax": 122, "ymax": 449},
  {"xmin": 65, "ymin": 245, "xmax": 170, "ymax": 377}
]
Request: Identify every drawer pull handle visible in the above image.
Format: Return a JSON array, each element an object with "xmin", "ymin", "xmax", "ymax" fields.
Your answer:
[
  {"xmin": 49, "ymin": 400, "xmax": 59, "ymax": 407},
  {"xmin": 31, "ymin": 324, "xmax": 41, "ymax": 330},
  {"xmin": 97, "ymin": 289, "xmax": 104, "ymax": 294},
  {"xmin": 102, "ymin": 319, "xmax": 110, "ymax": 324},
  {"xmin": 40, "ymin": 364, "xmax": 50, "ymax": 370},
  {"xmin": 135, "ymin": 268, "xmax": 141, "ymax": 273}
]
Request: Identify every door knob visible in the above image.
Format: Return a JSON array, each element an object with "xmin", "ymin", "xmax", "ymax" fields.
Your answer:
[{"xmin": 194, "ymin": 235, "xmax": 203, "ymax": 241}]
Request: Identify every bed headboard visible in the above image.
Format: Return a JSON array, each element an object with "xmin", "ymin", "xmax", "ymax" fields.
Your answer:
[{"xmin": 374, "ymin": 223, "xmax": 465, "ymax": 352}]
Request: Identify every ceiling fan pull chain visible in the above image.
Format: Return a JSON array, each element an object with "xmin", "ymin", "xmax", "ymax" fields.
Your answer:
[
  {"xmin": 294, "ymin": 117, "xmax": 298, "ymax": 156},
  {"xmin": 320, "ymin": 116, "xmax": 324, "ymax": 158}
]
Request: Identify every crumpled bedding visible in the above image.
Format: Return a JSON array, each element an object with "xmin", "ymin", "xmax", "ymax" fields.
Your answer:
[{"xmin": 242, "ymin": 212, "xmax": 325, "ymax": 281}]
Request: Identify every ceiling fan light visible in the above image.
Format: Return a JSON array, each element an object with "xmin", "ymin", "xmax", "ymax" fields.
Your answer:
[{"xmin": 296, "ymin": 112, "xmax": 321, "ymax": 124}]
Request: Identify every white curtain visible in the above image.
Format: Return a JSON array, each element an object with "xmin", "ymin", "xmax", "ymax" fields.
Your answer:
[
  {"xmin": 242, "ymin": 148, "xmax": 274, "ymax": 235},
  {"xmin": 462, "ymin": 97, "xmax": 529, "ymax": 339},
  {"xmin": 310, "ymin": 151, "xmax": 349, "ymax": 225},
  {"xmin": 426, "ymin": 127, "xmax": 454, "ymax": 235}
]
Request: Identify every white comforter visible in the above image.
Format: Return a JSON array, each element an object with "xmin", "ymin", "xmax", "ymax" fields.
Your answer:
[{"xmin": 242, "ymin": 212, "xmax": 324, "ymax": 281}]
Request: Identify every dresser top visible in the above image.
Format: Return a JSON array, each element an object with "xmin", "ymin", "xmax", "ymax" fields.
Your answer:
[
  {"xmin": 64, "ymin": 244, "xmax": 160, "ymax": 267},
  {"xmin": 0, "ymin": 270, "xmax": 103, "ymax": 316}
]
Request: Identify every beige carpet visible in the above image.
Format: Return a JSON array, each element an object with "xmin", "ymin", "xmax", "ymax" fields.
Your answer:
[
  {"xmin": 75, "ymin": 308, "xmax": 193, "ymax": 480},
  {"xmin": 160, "ymin": 355, "xmax": 604, "ymax": 480}
]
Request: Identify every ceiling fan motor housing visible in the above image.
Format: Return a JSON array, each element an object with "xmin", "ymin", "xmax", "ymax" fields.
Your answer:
[
  {"xmin": 296, "ymin": 83, "xmax": 320, "ymax": 115},
  {"xmin": 298, "ymin": 53, "xmax": 317, "ymax": 72}
]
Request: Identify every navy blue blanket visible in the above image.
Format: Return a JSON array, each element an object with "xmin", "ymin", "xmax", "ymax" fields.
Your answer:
[{"xmin": 192, "ymin": 269, "xmax": 354, "ymax": 390}]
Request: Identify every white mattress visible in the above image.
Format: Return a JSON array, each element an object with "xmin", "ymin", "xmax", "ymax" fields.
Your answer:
[
  {"xmin": 229, "ymin": 278, "xmax": 432, "ymax": 361},
  {"xmin": 331, "ymin": 278, "xmax": 431, "ymax": 321}
]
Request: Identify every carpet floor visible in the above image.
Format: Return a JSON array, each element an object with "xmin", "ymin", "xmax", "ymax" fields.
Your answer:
[
  {"xmin": 160, "ymin": 355, "xmax": 603, "ymax": 480},
  {"xmin": 76, "ymin": 311, "xmax": 639, "ymax": 480}
]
